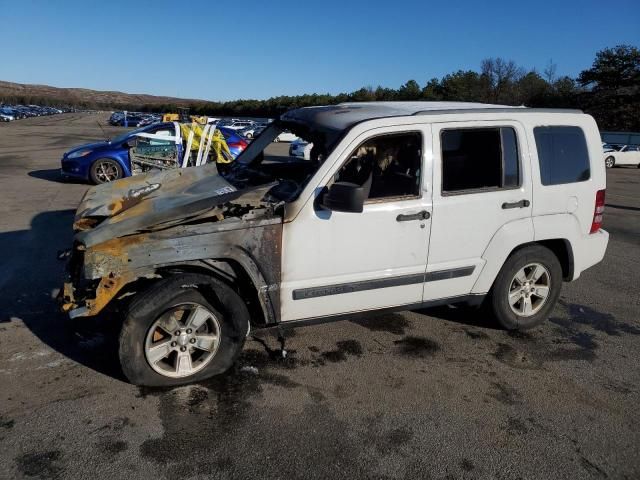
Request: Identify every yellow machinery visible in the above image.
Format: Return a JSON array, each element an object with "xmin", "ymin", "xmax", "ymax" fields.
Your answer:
[
  {"xmin": 162, "ymin": 113, "xmax": 209, "ymax": 125},
  {"xmin": 162, "ymin": 107, "xmax": 209, "ymax": 125}
]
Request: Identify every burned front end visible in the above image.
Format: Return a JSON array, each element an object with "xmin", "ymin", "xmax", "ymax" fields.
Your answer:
[{"xmin": 60, "ymin": 163, "xmax": 283, "ymax": 324}]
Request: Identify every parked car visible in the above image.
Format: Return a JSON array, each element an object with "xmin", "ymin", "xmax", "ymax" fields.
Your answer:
[
  {"xmin": 0, "ymin": 104, "xmax": 70, "ymax": 119},
  {"xmin": 604, "ymin": 145, "xmax": 640, "ymax": 168},
  {"xmin": 1, "ymin": 107, "xmax": 18, "ymax": 119},
  {"xmin": 218, "ymin": 126, "xmax": 248, "ymax": 158},
  {"xmin": 61, "ymin": 123, "xmax": 247, "ymax": 184},
  {"xmin": 289, "ymin": 138, "xmax": 312, "ymax": 159},
  {"xmin": 0, "ymin": 113, "xmax": 14, "ymax": 122},
  {"xmin": 60, "ymin": 101, "xmax": 609, "ymax": 386},
  {"xmin": 274, "ymin": 129, "xmax": 298, "ymax": 142},
  {"xmin": 108, "ymin": 111, "xmax": 156, "ymax": 127},
  {"xmin": 223, "ymin": 120, "xmax": 255, "ymax": 131},
  {"xmin": 238, "ymin": 124, "xmax": 266, "ymax": 139}
]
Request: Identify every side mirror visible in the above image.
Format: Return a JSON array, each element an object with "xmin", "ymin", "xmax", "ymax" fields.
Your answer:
[
  {"xmin": 321, "ymin": 182, "xmax": 366, "ymax": 213},
  {"xmin": 123, "ymin": 138, "xmax": 137, "ymax": 148}
]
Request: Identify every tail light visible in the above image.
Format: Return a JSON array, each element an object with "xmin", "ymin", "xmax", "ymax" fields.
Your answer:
[
  {"xmin": 228, "ymin": 140, "xmax": 247, "ymax": 149},
  {"xmin": 590, "ymin": 189, "xmax": 606, "ymax": 234}
]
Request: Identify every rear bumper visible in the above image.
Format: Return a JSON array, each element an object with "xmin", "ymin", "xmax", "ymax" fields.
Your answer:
[{"xmin": 572, "ymin": 229, "xmax": 609, "ymax": 280}]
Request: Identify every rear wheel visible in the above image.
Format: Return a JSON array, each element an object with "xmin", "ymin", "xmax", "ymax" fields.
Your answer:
[
  {"xmin": 488, "ymin": 245, "xmax": 562, "ymax": 330},
  {"xmin": 90, "ymin": 158, "xmax": 123, "ymax": 184},
  {"xmin": 605, "ymin": 156, "xmax": 615, "ymax": 168},
  {"xmin": 118, "ymin": 274, "xmax": 249, "ymax": 386},
  {"xmin": 274, "ymin": 137, "xmax": 280, "ymax": 143}
]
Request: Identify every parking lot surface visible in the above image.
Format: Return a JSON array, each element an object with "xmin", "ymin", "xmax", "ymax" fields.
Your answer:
[{"xmin": 1, "ymin": 113, "xmax": 639, "ymax": 479}]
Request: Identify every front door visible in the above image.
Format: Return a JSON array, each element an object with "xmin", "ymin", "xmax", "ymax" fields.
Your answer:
[
  {"xmin": 280, "ymin": 126, "xmax": 433, "ymax": 322},
  {"xmin": 425, "ymin": 121, "xmax": 533, "ymax": 301}
]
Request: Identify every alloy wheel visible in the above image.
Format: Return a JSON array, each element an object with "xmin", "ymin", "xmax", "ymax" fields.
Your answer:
[
  {"xmin": 508, "ymin": 263, "xmax": 551, "ymax": 317},
  {"xmin": 95, "ymin": 161, "xmax": 120, "ymax": 182},
  {"xmin": 144, "ymin": 303, "xmax": 221, "ymax": 378}
]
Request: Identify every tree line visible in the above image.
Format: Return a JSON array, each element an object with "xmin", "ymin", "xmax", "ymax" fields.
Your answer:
[{"xmin": 3, "ymin": 45, "xmax": 638, "ymax": 131}]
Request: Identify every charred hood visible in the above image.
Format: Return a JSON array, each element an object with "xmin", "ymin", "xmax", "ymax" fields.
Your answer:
[{"xmin": 74, "ymin": 164, "xmax": 278, "ymax": 248}]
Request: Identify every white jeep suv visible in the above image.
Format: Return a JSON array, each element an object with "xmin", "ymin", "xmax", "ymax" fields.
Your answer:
[{"xmin": 61, "ymin": 102, "xmax": 609, "ymax": 386}]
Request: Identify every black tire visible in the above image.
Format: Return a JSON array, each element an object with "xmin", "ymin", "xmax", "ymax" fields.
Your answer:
[
  {"xmin": 118, "ymin": 274, "xmax": 249, "ymax": 387},
  {"xmin": 245, "ymin": 132, "xmax": 253, "ymax": 139},
  {"xmin": 605, "ymin": 156, "xmax": 615, "ymax": 168},
  {"xmin": 90, "ymin": 158, "xmax": 123, "ymax": 184},
  {"xmin": 488, "ymin": 245, "xmax": 562, "ymax": 330},
  {"xmin": 274, "ymin": 137, "xmax": 280, "ymax": 143}
]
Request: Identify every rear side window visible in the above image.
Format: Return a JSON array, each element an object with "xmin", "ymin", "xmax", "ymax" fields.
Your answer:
[
  {"xmin": 534, "ymin": 126, "xmax": 590, "ymax": 185},
  {"xmin": 441, "ymin": 127, "xmax": 520, "ymax": 193}
]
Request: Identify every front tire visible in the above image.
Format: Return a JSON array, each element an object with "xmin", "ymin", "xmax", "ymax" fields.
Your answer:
[
  {"xmin": 118, "ymin": 274, "xmax": 249, "ymax": 387},
  {"xmin": 90, "ymin": 158, "xmax": 123, "ymax": 184},
  {"xmin": 605, "ymin": 156, "xmax": 615, "ymax": 168},
  {"xmin": 488, "ymin": 245, "xmax": 562, "ymax": 330}
]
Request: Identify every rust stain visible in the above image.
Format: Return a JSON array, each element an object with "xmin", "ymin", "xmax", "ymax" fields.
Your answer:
[
  {"xmin": 85, "ymin": 272, "xmax": 136, "ymax": 316},
  {"xmin": 109, "ymin": 198, "xmax": 154, "ymax": 223},
  {"xmin": 89, "ymin": 233, "xmax": 148, "ymax": 259},
  {"xmin": 73, "ymin": 217, "xmax": 98, "ymax": 231},
  {"xmin": 61, "ymin": 302, "xmax": 75, "ymax": 312}
]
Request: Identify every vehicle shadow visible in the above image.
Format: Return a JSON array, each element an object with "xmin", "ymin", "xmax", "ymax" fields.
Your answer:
[
  {"xmin": 0, "ymin": 209, "xmax": 125, "ymax": 382},
  {"xmin": 606, "ymin": 203, "xmax": 640, "ymax": 212},
  {"xmin": 414, "ymin": 304, "xmax": 503, "ymax": 330},
  {"xmin": 28, "ymin": 169, "xmax": 85, "ymax": 184}
]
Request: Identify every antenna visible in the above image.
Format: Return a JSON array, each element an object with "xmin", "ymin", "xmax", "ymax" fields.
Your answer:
[{"xmin": 96, "ymin": 120, "xmax": 108, "ymax": 140}]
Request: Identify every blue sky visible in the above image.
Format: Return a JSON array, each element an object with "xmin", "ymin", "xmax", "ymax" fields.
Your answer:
[{"xmin": 1, "ymin": 0, "xmax": 639, "ymax": 101}]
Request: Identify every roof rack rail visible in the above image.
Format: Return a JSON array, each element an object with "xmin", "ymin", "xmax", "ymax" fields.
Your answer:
[{"xmin": 412, "ymin": 107, "xmax": 583, "ymax": 116}]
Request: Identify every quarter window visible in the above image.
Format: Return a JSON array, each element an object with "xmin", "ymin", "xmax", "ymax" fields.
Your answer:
[
  {"xmin": 334, "ymin": 132, "xmax": 422, "ymax": 201},
  {"xmin": 441, "ymin": 127, "xmax": 520, "ymax": 193},
  {"xmin": 534, "ymin": 126, "xmax": 590, "ymax": 185}
]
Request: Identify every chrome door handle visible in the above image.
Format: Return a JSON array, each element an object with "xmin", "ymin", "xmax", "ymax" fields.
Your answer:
[
  {"xmin": 396, "ymin": 210, "xmax": 430, "ymax": 222},
  {"xmin": 502, "ymin": 199, "xmax": 530, "ymax": 209}
]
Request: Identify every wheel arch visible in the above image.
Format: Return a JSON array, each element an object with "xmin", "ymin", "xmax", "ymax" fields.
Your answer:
[
  {"xmin": 471, "ymin": 214, "xmax": 579, "ymax": 294},
  {"xmin": 107, "ymin": 258, "xmax": 274, "ymax": 328},
  {"xmin": 155, "ymin": 260, "xmax": 270, "ymax": 327}
]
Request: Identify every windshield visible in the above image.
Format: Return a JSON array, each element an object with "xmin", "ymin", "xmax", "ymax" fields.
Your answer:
[
  {"xmin": 111, "ymin": 126, "xmax": 151, "ymax": 143},
  {"xmin": 221, "ymin": 121, "xmax": 343, "ymax": 203}
]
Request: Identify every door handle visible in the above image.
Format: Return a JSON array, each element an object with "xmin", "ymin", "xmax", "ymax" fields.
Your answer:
[
  {"xmin": 396, "ymin": 210, "xmax": 430, "ymax": 222},
  {"xmin": 502, "ymin": 199, "xmax": 530, "ymax": 209}
]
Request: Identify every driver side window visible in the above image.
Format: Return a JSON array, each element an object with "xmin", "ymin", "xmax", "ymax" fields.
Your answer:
[{"xmin": 335, "ymin": 132, "xmax": 422, "ymax": 201}]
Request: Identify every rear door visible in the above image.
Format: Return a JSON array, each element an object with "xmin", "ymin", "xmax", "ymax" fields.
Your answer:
[{"xmin": 426, "ymin": 120, "xmax": 533, "ymax": 301}]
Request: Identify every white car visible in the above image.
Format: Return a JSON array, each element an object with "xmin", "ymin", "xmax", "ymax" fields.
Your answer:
[
  {"xmin": 224, "ymin": 120, "xmax": 255, "ymax": 131},
  {"xmin": 604, "ymin": 145, "xmax": 640, "ymax": 168},
  {"xmin": 239, "ymin": 124, "xmax": 267, "ymax": 139},
  {"xmin": 274, "ymin": 130, "xmax": 299, "ymax": 142},
  {"xmin": 62, "ymin": 101, "xmax": 609, "ymax": 386},
  {"xmin": 0, "ymin": 113, "xmax": 14, "ymax": 122},
  {"xmin": 289, "ymin": 138, "xmax": 313, "ymax": 159}
]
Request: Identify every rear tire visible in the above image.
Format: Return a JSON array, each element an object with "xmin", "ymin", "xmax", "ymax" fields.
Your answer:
[
  {"xmin": 118, "ymin": 274, "xmax": 249, "ymax": 387},
  {"xmin": 488, "ymin": 245, "xmax": 562, "ymax": 330},
  {"xmin": 605, "ymin": 156, "xmax": 615, "ymax": 168}
]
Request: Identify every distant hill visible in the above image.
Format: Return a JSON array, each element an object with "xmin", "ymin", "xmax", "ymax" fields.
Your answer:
[{"xmin": 0, "ymin": 80, "xmax": 208, "ymax": 110}]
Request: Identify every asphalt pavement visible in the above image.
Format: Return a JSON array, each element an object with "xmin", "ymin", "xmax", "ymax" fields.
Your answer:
[{"xmin": 0, "ymin": 113, "xmax": 639, "ymax": 479}]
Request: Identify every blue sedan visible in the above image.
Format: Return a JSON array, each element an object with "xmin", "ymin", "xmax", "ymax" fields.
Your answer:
[{"xmin": 61, "ymin": 124, "xmax": 247, "ymax": 184}]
